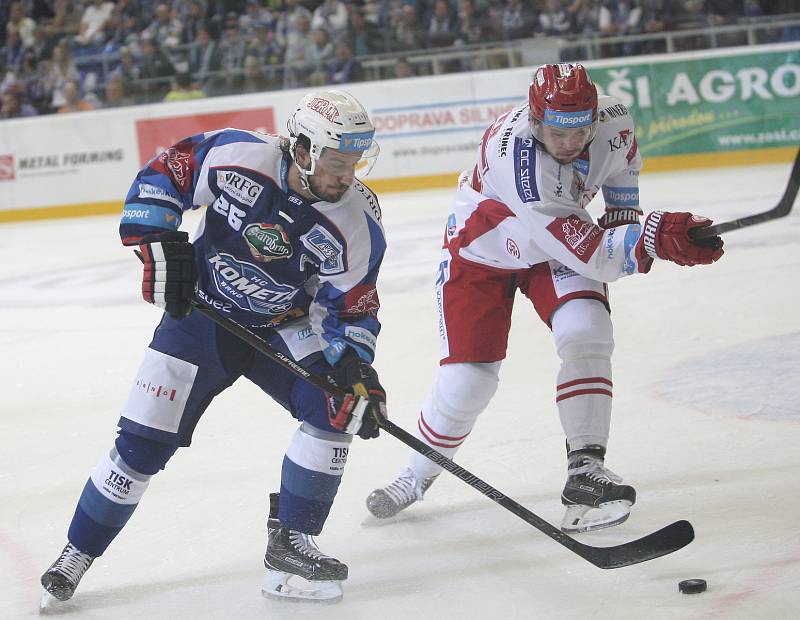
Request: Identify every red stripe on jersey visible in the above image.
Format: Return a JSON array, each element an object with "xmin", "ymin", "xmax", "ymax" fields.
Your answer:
[
  {"xmin": 557, "ymin": 376, "xmax": 613, "ymax": 390},
  {"xmin": 556, "ymin": 388, "xmax": 613, "ymax": 402}
]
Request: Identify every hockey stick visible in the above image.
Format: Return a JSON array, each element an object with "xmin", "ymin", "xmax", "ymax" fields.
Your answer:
[
  {"xmin": 190, "ymin": 297, "xmax": 694, "ymax": 569},
  {"xmin": 690, "ymin": 146, "xmax": 800, "ymax": 239}
]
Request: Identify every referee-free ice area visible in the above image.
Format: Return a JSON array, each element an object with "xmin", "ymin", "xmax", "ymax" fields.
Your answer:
[{"xmin": 1, "ymin": 161, "xmax": 798, "ymax": 620}]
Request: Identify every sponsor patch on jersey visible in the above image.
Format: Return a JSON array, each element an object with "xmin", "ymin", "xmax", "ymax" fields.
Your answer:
[
  {"xmin": 514, "ymin": 138, "xmax": 540, "ymax": 203},
  {"xmin": 137, "ymin": 183, "xmax": 183, "ymax": 208},
  {"xmin": 551, "ymin": 264, "xmax": 579, "ymax": 283},
  {"xmin": 300, "ymin": 225, "xmax": 345, "ymax": 274},
  {"xmin": 572, "ymin": 157, "xmax": 589, "ymax": 176},
  {"xmin": 602, "ymin": 186, "xmax": 639, "ymax": 207},
  {"xmin": 598, "ymin": 103, "xmax": 628, "ymax": 123},
  {"xmin": 622, "ymin": 224, "xmax": 641, "ymax": 274},
  {"xmin": 151, "ymin": 140, "xmax": 195, "ymax": 193},
  {"xmin": 121, "ymin": 203, "xmax": 180, "ymax": 229},
  {"xmin": 344, "ymin": 325, "xmax": 377, "ymax": 352},
  {"xmin": 546, "ymin": 215, "xmax": 602, "ymax": 263},
  {"xmin": 208, "ymin": 252, "xmax": 299, "ymax": 315},
  {"xmin": 216, "ymin": 170, "xmax": 264, "ymax": 206},
  {"xmin": 446, "ymin": 213, "xmax": 457, "ymax": 238},
  {"xmin": 608, "ymin": 129, "xmax": 632, "ymax": 152},
  {"xmin": 243, "ymin": 223, "xmax": 293, "ymax": 262},
  {"xmin": 339, "ymin": 131, "xmax": 374, "ymax": 153},
  {"xmin": 544, "ymin": 108, "xmax": 593, "ymax": 128},
  {"xmin": 342, "ymin": 284, "xmax": 380, "ymax": 317}
]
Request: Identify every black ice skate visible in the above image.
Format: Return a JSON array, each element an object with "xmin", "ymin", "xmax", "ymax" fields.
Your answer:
[
  {"xmin": 366, "ymin": 467, "xmax": 439, "ymax": 519},
  {"xmin": 561, "ymin": 446, "xmax": 636, "ymax": 534},
  {"xmin": 262, "ymin": 493, "xmax": 348, "ymax": 602},
  {"xmin": 40, "ymin": 542, "xmax": 95, "ymax": 609}
]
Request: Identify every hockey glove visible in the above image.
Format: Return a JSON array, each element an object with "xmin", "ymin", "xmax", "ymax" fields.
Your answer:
[
  {"xmin": 598, "ymin": 206, "xmax": 642, "ymax": 229},
  {"xmin": 635, "ymin": 211, "xmax": 724, "ymax": 272},
  {"xmin": 326, "ymin": 348, "xmax": 385, "ymax": 439},
  {"xmin": 137, "ymin": 231, "xmax": 196, "ymax": 319}
]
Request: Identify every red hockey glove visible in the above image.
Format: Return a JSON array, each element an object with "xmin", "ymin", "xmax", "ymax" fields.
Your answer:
[
  {"xmin": 325, "ymin": 349, "xmax": 385, "ymax": 439},
  {"xmin": 598, "ymin": 206, "xmax": 642, "ymax": 229},
  {"xmin": 635, "ymin": 211, "xmax": 724, "ymax": 271},
  {"xmin": 138, "ymin": 231, "xmax": 196, "ymax": 319}
]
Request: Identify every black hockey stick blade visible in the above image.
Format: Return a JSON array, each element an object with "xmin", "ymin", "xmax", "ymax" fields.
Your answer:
[
  {"xmin": 691, "ymin": 146, "xmax": 800, "ymax": 239},
  {"xmin": 377, "ymin": 415, "xmax": 694, "ymax": 569},
  {"xmin": 190, "ymin": 298, "xmax": 694, "ymax": 569}
]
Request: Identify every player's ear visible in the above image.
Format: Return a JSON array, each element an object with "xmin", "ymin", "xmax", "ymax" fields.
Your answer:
[{"xmin": 294, "ymin": 144, "xmax": 311, "ymax": 170}]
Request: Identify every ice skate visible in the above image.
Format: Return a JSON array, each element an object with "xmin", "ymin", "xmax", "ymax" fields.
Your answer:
[
  {"xmin": 262, "ymin": 524, "xmax": 348, "ymax": 603},
  {"xmin": 560, "ymin": 447, "xmax": 636, "ymax": 534},
  {"xmin": 40, "ymin": 542, "xmax": 95, "ymax": 610},
  {"xmin": 366, "ymin": 467, "xmax": 439, "ymax": 519}
]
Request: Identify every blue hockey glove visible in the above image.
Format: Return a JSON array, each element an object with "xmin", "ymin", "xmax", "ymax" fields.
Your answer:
[
  {"xmin": 138, "ymin": 231, "xmax": 196, "ymax": 319},
  {"xmin": 326, "ymin": 348, "xmax": 385, "ymax": 439}
]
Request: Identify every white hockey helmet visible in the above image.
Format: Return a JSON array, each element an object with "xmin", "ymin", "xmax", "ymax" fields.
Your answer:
[{"xmin": 287, "ymin": 90, "xmax": 379, "ymax": 184}]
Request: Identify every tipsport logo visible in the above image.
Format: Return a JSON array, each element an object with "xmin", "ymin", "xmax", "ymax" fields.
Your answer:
[
  {"xmin": 339, "ymin": 131, "xmax": 374, "ymax": 153},
  {"xmin": 544, "ymin": 109, "xmax": 593, "ymax": 128}
]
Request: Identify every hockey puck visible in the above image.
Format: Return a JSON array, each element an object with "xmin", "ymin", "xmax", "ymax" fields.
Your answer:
[{"xmin": 678, "ymin": 579, "xmax": 707, "ymax": 594}]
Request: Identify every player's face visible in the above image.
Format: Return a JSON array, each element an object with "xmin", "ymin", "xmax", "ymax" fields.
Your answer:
[
  {"xmin": 541, "ymin": 124, "xmax": 592, "ymax": 164},
  {"xmin": 308, "ymin": 148, "xmax": 362, "ymax": 202}
]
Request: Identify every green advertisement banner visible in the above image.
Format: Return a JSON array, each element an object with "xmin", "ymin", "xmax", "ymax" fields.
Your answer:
[{"xmin": 589, "ymin": 47, "xmax": 800, "ymax": 157}]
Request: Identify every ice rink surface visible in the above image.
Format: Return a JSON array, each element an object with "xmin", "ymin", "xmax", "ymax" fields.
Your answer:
[{"xmin": 1, "ymin": 161, "xmax": 799, "ymax": 619}]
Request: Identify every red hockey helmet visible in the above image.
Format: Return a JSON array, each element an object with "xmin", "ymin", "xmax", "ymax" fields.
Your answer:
[{"xmin": 529, "ymin": 63, "xmax": 598, "ymax": 145}]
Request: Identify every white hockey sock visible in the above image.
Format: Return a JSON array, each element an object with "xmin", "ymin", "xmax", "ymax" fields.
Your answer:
[
  {"xmin": 552, "ymin": 299, "xmax": 614, "ymax": 450},
  {"xmin": 409, "ymin": 362, "xmax": 500, "ymax": 479}
]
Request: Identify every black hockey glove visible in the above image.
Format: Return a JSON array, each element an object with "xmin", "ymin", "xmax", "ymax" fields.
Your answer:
[
  {"xmin": 326, "ymin": 348, "xmax": 386, "ymax": 440},
  {"xmin": 137, "ymin": 231, "xmax": 196, "ymax": 319}
]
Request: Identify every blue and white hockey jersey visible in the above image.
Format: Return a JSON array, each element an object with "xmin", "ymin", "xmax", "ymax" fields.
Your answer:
[{"xmin": 119, "ymin": 129, "xmax": 386, "ymax": 364}]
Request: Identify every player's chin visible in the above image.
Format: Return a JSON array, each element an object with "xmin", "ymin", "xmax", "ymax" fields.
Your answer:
[
  {"xmin": 323, "ymin": 187, "xmax": 349, "ymax": 202},
  {"xmin": 555, "ymin": 152, "xmax": 580, "ymax": 164}
]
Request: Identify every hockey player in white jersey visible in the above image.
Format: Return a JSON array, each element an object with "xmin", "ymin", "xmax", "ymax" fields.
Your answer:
[
  {"xmin": 40, "ymin": 90, "xmax": 387, "ymax": 606},
  {"xmin": 367, "ymin": 63, "xmax": 724, "ymax": 533}
]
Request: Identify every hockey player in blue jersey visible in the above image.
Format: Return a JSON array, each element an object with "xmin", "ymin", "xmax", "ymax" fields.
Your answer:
[{"xmin": 40, "ymin": 90, "xmax": 387, "ymax": 604}]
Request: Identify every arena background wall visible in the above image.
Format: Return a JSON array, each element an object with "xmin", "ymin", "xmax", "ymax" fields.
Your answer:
[{"xmin": 0, "ymin": 42, "xmax": 798, "ymax": 223}]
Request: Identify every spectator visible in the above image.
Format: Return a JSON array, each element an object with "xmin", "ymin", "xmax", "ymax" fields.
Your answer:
[
  {"xmin": 102, "ymin": 74, "xmax": 133, "ymax": 108},
  {"xmin": 182, "ymin": 0, "xmax": 210, "ymax": 45},
  {"xmin": 142, "ymin": 4, "xmax": 184, "ymax": 48},
  {"xmin": 348, "ymin": 8, "xmax": 384, "ymax": 55},
  {"xmin": 138, "ymin": 39, "xmax": 175, "ymax": 101},
  {"xmin": 454, "ymin": 0, "xmax": 486, "ymax": 47},
  {"xmin": 8, "ymin": 2, "xmax": 36, "ymax": 48},
  {"xmin": 307, "ymin": 28, "xmax": 335, "ymax": 85},
  {"xmin": 3, "ymin": 25, "xmax": 26, "ymax": 74},
  {"xmin": 219, "ymin": 13, "xmax": 248, "ymax": 73},
  {"xmin": 233, "ymin": 54, "xmax": 271, "ymax": 93},
  {"xmin": 0, "ymin": 87, "xmax": 38, "ymax": 119},
  {"xmin": 391, "ymin": 5, "xmax": 425, "ymax": 51},
  {"xmin": 29, "ymin": 24, "xmax": 56, "ymax": 65},
  {"xmin": 393, "ymin": 55, "xmax": 415, "ymax": 78},
  {"xmin": 164, "ymin": 70, "xmax": 206, "ymax": 101},
  {"xmin": 539, "ymin": 0, "xmax": 572, "ymax": 36},
  {"xmin": 240, "ymin": 0, "xmax": 275, "ymax": 37},
  {"xmin": 189, "ymin": 26, "xmax": 221, "ymax": 85},
  {"xmin": 500, "ymin": 0, "xmax": 531, "ymax": 40},
  {"xmin": 283, "ymin": 13, "xmax": 312, "ymax": 89},
  {"xmin": 44, "ymin": 40, "xmax": 80, "ymax": 111},
  {"xmin": 75, "ymin": 0, "xmax": 115, "ymax": 47},
  {"xmin": 111, "ymin": 46, "xmax": 142, "ymax": 85},
  {"xmin": 427, "ymin": 0, "xmax": 457, "ymax": 48},
  {"xmin": 327, "ymin": 40, "xmax": 363, "ymax": 84},
  {"xmin": 108, "ymin": 13, "xmax": 143, "ymax": 57},
  {"xmin": 275, "ymin": 0, "xmax": 313, "ymax": 52},
  {"xmin": 312, "ymin": 0, "xmax": 349, "ymax": 41},
  {"xmin": 57, "ymin": 80, "xmax": 95, "ymax": 113}
]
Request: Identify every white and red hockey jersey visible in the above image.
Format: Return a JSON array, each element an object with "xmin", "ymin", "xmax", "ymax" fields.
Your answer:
[{"xmin": 447, "ymin": 95, "xmax": 649, "ymax": 281}]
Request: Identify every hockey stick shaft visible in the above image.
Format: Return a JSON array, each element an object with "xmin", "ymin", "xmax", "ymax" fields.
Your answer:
[
  {"xmin": 690, "ymin": 146, "xmax": 800, "ymax": 239},
  {"xmin": 190, "ymin": 297, "xmax": 694, "ymax": 569}
]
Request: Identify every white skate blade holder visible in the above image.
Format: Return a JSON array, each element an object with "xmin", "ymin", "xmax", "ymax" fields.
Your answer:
[
  {"xmin": 561, "ymin": 499, "xmax": 633, "ymax": 534},
  {"xmin": 262, "ymin": 569, "xmax": 343, "ymax": 603}
]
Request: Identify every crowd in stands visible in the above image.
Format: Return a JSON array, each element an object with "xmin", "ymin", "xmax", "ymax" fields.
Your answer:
[{"xmin": 1, "ymin": 0, "xmax": 798, "ymax": 119}]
